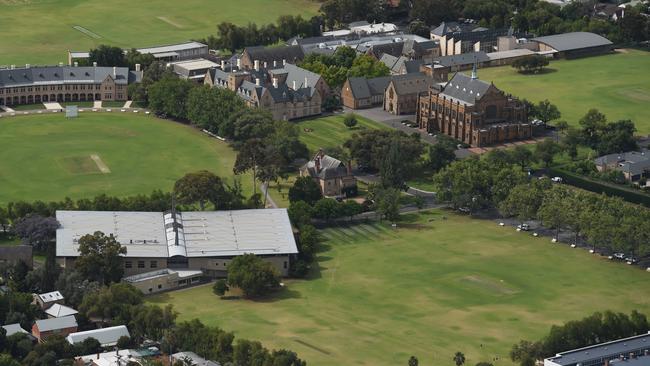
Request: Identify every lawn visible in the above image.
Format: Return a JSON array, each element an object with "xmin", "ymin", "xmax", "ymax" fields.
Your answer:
[
  {"xmin": 0, "ymin": 113, "xmax": 246, "ymax": 204},
  {"xmin": 0, "ymin": 0, "xmax": 319, "ymax": 65},
  {"xmin": 296, "ymin": 114, "xmax": 389, "ymax": 154},
  {"xmin": 148, "ymin": 210, "xmax": 650, "ymax": 366},
  {"xmin": 101, "ymin": 101, "xmax": 129, "ymax": 108},
  {"xmin": 476, "ymin": 49, "xmax": 650, "ymax": 134}
]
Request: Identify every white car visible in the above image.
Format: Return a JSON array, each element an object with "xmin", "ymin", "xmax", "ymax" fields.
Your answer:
[
  {"xmin": 551, "ymin": 177, "xmax": 563, "ymax": 183},
  {"xmin": 517, "ymin": 224, "xmax": 530, "ymax": 231}
]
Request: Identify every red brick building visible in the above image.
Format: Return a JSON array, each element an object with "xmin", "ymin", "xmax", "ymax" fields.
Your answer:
[{"xmin": 32, "ymin": 316, "xmax": 78, "ymax": 343}]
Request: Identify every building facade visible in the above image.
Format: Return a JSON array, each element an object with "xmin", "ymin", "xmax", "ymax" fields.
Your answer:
[
  {"xmin": 300, "ymin": 151, "xmax": 358, "ymax": 197},
  {"xmin": 0, "ymin": 65, "xmax": 141, "ymax": 106},
  {"xmin": 417, "ymin": 71, "xmax": 530, "ymax": 147},
  {"xmin": 384, "ymin": 73, "xmax": 433, "ymax": 115},
  {"xmin": 32, "ymin": 316, "xmax": 78, "ymax": 343},
  {"xmin": 341, "ymin": 76, "xmax": 391, "ymax": 109}
]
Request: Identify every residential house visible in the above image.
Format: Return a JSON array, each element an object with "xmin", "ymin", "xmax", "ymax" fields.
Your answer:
[
  {"xmin": 300, "ymin": 151, "xmax": 357, "ymax": 197},
  {"xmin": 34, "ymin": 290, "xmax": 65, "ymax": 310},
  {"xmin": 417, "ymin": 69, "xmax": 531, "ymax": 147},
  {"xmin": 45, "ymin": 303, "xmax": 78, "ymax": 318},
  {"xmin": 341, "ymin": 76, "xmax": 391, "ymax": 109},
  {"xmin": 32, "ymin": 316, "xmax": 78, "ymax": 343},
  {"xmin": 384, "ymin": 73, "xmax": 432, "ymax": 115},
  {"xmin": 66, "ymin": 325, "xmax": 130, "ymax": 347},
  {"xmin": 594, "ymin": 149, "xmax": 650, "ymax": 183}
]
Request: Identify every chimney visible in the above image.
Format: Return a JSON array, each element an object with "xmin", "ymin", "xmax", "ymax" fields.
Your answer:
[
  {"xmin": 221, "ymin": 60, "xmax": 226, "ymax": 69},
  {"xmin": 292, "ymin": 80, "xmax": 297, "ymax": 90},
  {"xmin": 263, "ymin": 61, "xmax": 268, "ymax": 69},
  {"xmin": 347, "ymin": 160, "xmax": 352, "ymax": 175},
  {"xmin": 73, "ymin": 61, "xmax": 78, "ymax": 67},
  {"xmin": 315, "ymin": 154, "xmax": 321, "ymax": 172},
  {"xmin": 254, "ymin": 60, "xmax": 259, "ymax": 71},
  {"xmin": 272, "ymin": 77, "xmax": 278, "ymax": 88},
  {"xmin": 304, "ymin": 76, "xmax": 309, "ymax": 88},
  {"xmin": 255, "ymin": 78, "xmax": 260, "ymax": 86},
  {"xmin": 273, "ymin": 60, "xmax": 277, "ymax": 67},
  {"xmin": 58, "ymin": 62, "xmax": 63, "ymax": 67},
  {"xmin": 135, "ymin": 63, "xmax": 141, "ymax": 72},
  {"xmin": 236, "ymin": 58, "xmax": 241, "ymax": 69},
  {"xmin": 113, "ymin": 66, "xmax": 117, "ymax": 76},
  {"xmin": 96, "ymin": 353, "xmax": 100, "ymax": 360},
  {"xmin": 10, "ymin": 65, "xmax": 15, "ymax": 70},
  {"xmin": 93, "ymin": 61, "xmax": 97, "ymax": 67},
  {"xmin": 25, "ymin": 64, "xmax": 30, "ymax": 69},
  {"xmin": 282, "ymin": 59, "xmax": 286, "ymax": 66}
]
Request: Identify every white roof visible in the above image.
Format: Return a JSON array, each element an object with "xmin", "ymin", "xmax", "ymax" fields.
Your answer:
[
  {"xmin": 79, "ymin": 349, "xmax": 140, "ymax": 365},
  {"xmin": 2, "ymin": 323, "xmax": 28, "ymax": 336},
  {"xmin": 136, "ymin": 41, "xmax": 207, "ymax": 55},
  {"xmin": 66, "ymin": 325, "xmax": 130, "ymax": 347},
  {"xmin": 173, "ymin": 351, "xmax": 221, "ymax": 366},
  {"xmin": 169, "ymin": 58, "xmax": 219, "ymax": 70},
  {"xmin": 350, "ymin": 22, "xmax": 398, "ymax": 34},
  {"xmin": 45, "ymin": 303, "xmax": 78, "ymax": 318},
  {"xmin": 56, "ymin": 209, "xmax": 298, "ymax": 258},
  {"xmin": 37, "ymin": 290, "xmax": 64, "ymax": 303}
]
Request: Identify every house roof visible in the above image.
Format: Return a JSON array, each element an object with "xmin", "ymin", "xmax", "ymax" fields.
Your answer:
[
  {"xmin": 244, "ymin": 45, "xmax": 305, "ymax": 64},
  {"xmin": 438, "ymin": 72, "xmax": 492, "ymax": 105},
  {"xmin": 388, "ymin": 72, "xmax": 432, "ymax": 95},
  {"xmin": 172, "ymin": 351, "xmax": 221, "ymax": 366},
  {"xmin": 2, "ymin": 323, "xmax": 28, "ymax": 336},
  {"xmin": 66, "ymin": 325, "xmax": 130, "ymax": 347},
  {"xmin": 37, "ymin": 290, "xmax": 64, "ymax": 303},
  {"xmin": 431, "ymin": 21, "xmax": 481, "ymax": 37},
  {"xmin": 135, "ymin": 41, "xmax": 207, "ymax": 55},
  {"xmin": 45, "ymin": 303, "xmax": 78, "ymax": 318},
  {"xmin": 403, "ymin": 59, "xmax": 424, "ymax": 74},
  {"xmin": 532, "ymin": 32, "xmax": 613, "ymax": 52},
  {"xmin": 0, "ymin": 66, "xmax": 141, "ymax": 88},
  {"xmin": 56, "ymin": 209, "xmax": 298, "ymax": 259},
  {"xmin": 302, "ymin": 154, "xmax": 350, "ymax": 180},
  {"xmin": 35, "ymin": 316, "xmax": 77, "ymax": 332},
  {"xmin": 346, "ymin": 76, "xmax": 392, "ymax": 99},
  {"xmin": 594, "ymin": 149, "xmax": 650, "ymax": 175}
]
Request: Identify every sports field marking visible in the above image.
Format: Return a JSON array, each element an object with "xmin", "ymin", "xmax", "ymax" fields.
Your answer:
[
  {"xmin": 72, "ymin": 25, "xmax": 102, "ymax": 39},
  {"xmin": 156, "ymin": 16, "xmax": 184, "ymax": 29},
  {"xmin": 90, "ymin": 154, "xmax": 111, "ymax": 174},
  {"xmin": 460, "ymin": 274, "xmax": 519, "ymax": 296}
]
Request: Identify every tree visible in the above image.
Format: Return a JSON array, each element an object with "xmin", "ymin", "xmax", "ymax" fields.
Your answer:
[
  {"xmin": 511, "ymin": 145, "xmax": 535, "ymax": 171},
  {"xmin": 512, "ymin": 55, "xmax": 549, "ymax": 73},
  {"xmin": 579, "ymin": 109, "xmax": 608, "ymax": 147},
  {"xmin": 454, "ymin": 351, "xmax": 466, "ymax": 366},
  {"xmin": 312, "ymin": 198, "xmax": 340, "ymax": 222},
  {"xmin": 375, "ymin": 188, "xmax": 400, "ymax": 221},
  {"xmin": 348, "ymin": 55, "xmax": 390, "ymax": 78},
  {"xmin": 408, "ymin": 20, "xmax": 430, "ymax": 37},
  {"xmin": 535, "ymin": 100, "xmax": 561, "ymax": 128},
  {"xmin": 0, "ymin": 354, "xmax": 20, "ymax": 366},
  {"xmin": 410, "ymin": 0, "xmax": 460, "ymax": 26},
  {"xmin": 234, "ymin": 139, "xmax": 266, "ymax": 199},
  {"xmin": 534, "ymin": 139, "xmax": 560, "ymax": 167},
  {"xmin": 174, "ymin": 171, "xmax": 227, "ymax": 210},
  {"xmin": 88, "ymin": 45, "xmax": 126, "ymax": 67},
  {"xmin": 500, "ymin": 180, "xmax": 549, "ymax": 224},
  {"xmin": 343, "ymin": 113, "xmax": 358, "ymax": 129},
  {"xmin": 288, "ymin": 177, "xmax": 323, "ymax": 206},
  {"xmin": 75, "ymin": 231, "xmax": 127, "ymax": 285},
  {"xmin": 408, "ymin": 356, "xmax": 419, "ymax": 366},
  {"xmin": 148, "ymin": 76, "xmax": 193, "ymax": 120},
  {"xmin": 213, "ymin": 279, "xmax": 229, "ymax": 297},
  {"xmin": 288, "ymin": 201, "xmax": 313, "ymax": 228},
  {"xmin": 428, "ymin": 138, "xmax": 456, "ymax": 172},
  {"xmin": 124, "ymin": 48, "xmax": 155, "ymax": 70},
  {"xmin": 117, "ymin": 335, "xmax": 133, "ymax": 349},
  {"xmin": 187, "ymin": 86, "xmax": 246, "ymax": 134},
  {"xmin": 12, "ymin": 214, "xmax": 59, "ymax": 251},
  {"xmin": 380, "ymin": 138, "xmax": 406, "ymax": 189},
  {"xmin": 227, "ymin": 254, "xmax": 281, "ymax": 298},
  {"xmin": 475, "ymin": 363, "xmax": 494, "ymax": 366},
  {"xmin": 79, "ymin": 283, "xmax": 142, "ymax": 323}
]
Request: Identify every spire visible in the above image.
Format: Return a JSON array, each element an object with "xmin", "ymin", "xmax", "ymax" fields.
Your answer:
[{"xmin": 471, "ymin": 57, "xmax": 478, "ymax": 80}]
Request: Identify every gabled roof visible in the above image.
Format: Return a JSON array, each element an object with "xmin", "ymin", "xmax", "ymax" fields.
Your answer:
[
  {"xmin": 45, "ymin": 303, "xmax": 78, "ymax": 318},
  {"xmin": 244, "ymin": 45, "xmax": 305, "ymax": 64},
  {"xmin": 347, "ymin": 76, "xmax": 392, "ymax": 99},
  {"xmin": 432, "ymin": 52, "xmax": 489, "ymax": 68},
  {"xmin": 302, "ymin": 154, "xmax": 350, "ymax": 180},
  {"xmin": 173, "ymin": 351, "xmax": 221, "ymax": 366},
  {"xmin": 403, "ymin": 59, "xmax": 424, "ymax": 74},
  {"xmin": 0, "ymin": 66, "xmax": 141, "ymax": 88},
  {"xmin": 272, "ymin": 63, "xmax": 323, "ymax": 98},
  {"xmin": 532, "ymin": 32, "xmax": 613, "ymax": 52},
  {"xmin": 66, "ymin": 325, "xmax": 130, "ymax": 347},
  {"xmin": 438, "ymin": 72, "xmax": 492, "ymax": 105},
  {"xmin": 388, "ymin": 73, "xmax": 432, "ymax": 95},
  {"xmin": 35, "ymin": 316, "xmax": 77, "ymax": 332},
  {"xmin": 37, "ymin": 290, "xmax": 64, "ymax": 303},
  {"xmin": 431, "ymin": 21, "xmax": 480, "ymax": 37},
  {"xmin": 2, "ymin": 323, "xmax": 28, "ymax": 336}
]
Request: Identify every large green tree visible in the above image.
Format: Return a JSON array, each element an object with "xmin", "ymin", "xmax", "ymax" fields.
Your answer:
[
  {"xmin": 75, "ymin": 231, "xmax": 127, "ymax": 285},
  {"xmin": 174, "ymin": 171, "xmax": 228, "ymax": 210},
  {"xmin": 288, "ymin": 177, "xmax": 323, "ymax": 206},
  {"xmin": 227, "ymin": 254, "xmax": 281, "ymax": 298}
]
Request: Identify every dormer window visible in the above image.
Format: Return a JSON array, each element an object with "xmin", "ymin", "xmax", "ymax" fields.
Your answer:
[
  {"xmin": 70, "ymin": 72, "xmax": 74, "ymax": 76},
  {"xmin": 39, "ymin": 73, "xmax": 44, "ymax": 78}
]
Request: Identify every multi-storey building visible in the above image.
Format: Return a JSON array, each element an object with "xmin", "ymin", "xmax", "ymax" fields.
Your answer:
[
  {"xmin": 416, "ymin": 68, "xmax": 530, "ymax": 147},
  {"xmin": 0, "ymin": 65, "xmax": 142, "ymax": 106}
]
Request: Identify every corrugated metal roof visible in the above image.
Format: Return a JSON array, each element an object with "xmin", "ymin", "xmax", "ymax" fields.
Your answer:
[
  {"xmin": 66, "ymin": 325, "xmax": 130, "ymax": 346},
  {"xmin": 35, "ymin": 316, "xmax": 77, "ymax": 332},
  {"xmin": 532, "ymin": 32, "xmax": 613, "ymax": 52},
  {"xmin": 45, "ymin": 304, "xmax": 78, "ymax": 318}
]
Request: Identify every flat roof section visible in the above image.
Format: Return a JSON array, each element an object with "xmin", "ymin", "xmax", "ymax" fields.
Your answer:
[{"xmin": 136, "ymin": 41, "xmax": 207, "ymax": 55}]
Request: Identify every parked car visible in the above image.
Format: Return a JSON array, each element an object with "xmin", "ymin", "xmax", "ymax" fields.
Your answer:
[
  {"xmin": 517, "ymin": 224, "xmax": 530, "ymax": 231},
  {"xmin": 613, "ymin": 253, "xmax": 626, "ymax": 260},
  {"xmin": 551, "ymin": 177, "xmax": 563, "ymax": 183}
]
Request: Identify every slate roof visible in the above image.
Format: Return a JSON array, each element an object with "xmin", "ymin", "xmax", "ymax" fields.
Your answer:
[
  {"xmin": 66, "ymin": 325, "xmax": 130, "ymax": 347},
  {"xmin": 389, "ymin": 73, "xmax": 432, "ymax": 95},
  {"xmin": 431, "ymin": 21, "xmax": 481, "ymax": 37},
  {"xmin": 271, "ymin": 63, "xmax": 322, "ymax": 98},
  {"xmin": 532, "ymin": 32, "xmax": 613, "ymax": 52},
  {"xmin": 244, "ymin": 45, "xmax": 305, "ymax": 64},
  {"xmin": 594, "ymin": 149, "xmax": 650, "ymax": 176},
  {"xmin": 45, "ymin": 304, "xmax": 78, "ymax": 318},
  {"xmin": 403, "ymin": 59, "xmax": 424, "ymax": 74},
  {"xmin": 438, "ymin": 73, "xmax": 492, "ymax": 105},
  {"xmin": 432, "ymin": 52, "xmax": 489, "ymax": 68},
  {"xmin": 302, "ymin": 154, "xmax": 350, "ymax": 180},
  {"xmin": 0, "ymin": 66, "xmax": 141, "ymax": 88},
  {"xmin": 35, "ymin": 316, "xmax": 77, "ymax": 332}
]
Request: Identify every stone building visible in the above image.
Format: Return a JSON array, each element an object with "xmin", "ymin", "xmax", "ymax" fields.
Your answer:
[
  {"xmin": 32, "ymin": 316, "xmax": 78, "ymax": 343},
  {"xmin": 417, "ymin": 67, "xmax": 530, "ymax": 147},
  {"xmin": 384, "ymin": 73, "xmax": 433, "ymax": 115},
  {"xmin": 341, "ymin": 76, "xmax": 391, "ymax": 109},
  {"xmin": 300, "ymin": 151, "xmax": 357, "ymax": 197},
  {"xmin": 241, "ymin": 45, "xmax": 305, "ymax": 70},
  {"xmin": 205, "ymin": 61, "xmax": 327, "ymax": 121},
  {"xmin": 0, "ymin": 65, "xmax": 142, "ymax": 106}
]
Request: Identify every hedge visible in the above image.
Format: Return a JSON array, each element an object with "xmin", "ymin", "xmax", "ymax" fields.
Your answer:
[{"xmin": 549, "ymin": 167, "xmax": 650, "ymax": 207}]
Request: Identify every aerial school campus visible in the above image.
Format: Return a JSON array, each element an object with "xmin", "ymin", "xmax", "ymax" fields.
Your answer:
[{"xmin": 1, "ymin": 0, "xmax": 650, "ymax": 365}]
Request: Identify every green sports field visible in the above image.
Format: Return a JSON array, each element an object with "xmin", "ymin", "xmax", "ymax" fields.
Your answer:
[
  {"xmin": 0, "ymin": 0, "xmax": 319, "ymax": 65},
  {"xmin": 148, "ymin": 210, "xmax": 650, "ymax": 366},
  {"xmin": 477, "ymin": 49, "xmax": 650, "ymax": 134},
  {"xmin": 297, "ymin": 114, "xmax": 389, "ymax": 154},
  {"xmin": 0, "ymin": 113, "xmax": 244, "ymax": 204}
]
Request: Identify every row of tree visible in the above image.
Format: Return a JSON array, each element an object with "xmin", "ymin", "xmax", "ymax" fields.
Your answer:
[{"xmin": 510, "ymin": 310, "xmax": 649, "ymax": 365}]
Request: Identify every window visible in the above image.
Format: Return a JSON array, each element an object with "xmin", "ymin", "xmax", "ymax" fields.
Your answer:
[
  {"xmin": 125, "ymin": 261, "xmax": 132, "ymax": 268},
  {"xmin": 137, "ymin": 261, "xmax": 145, "ymax": 268},
  {"xmin": 284, "ymin": 261, "xmax": 288, "ymax": 269},
  {"xmin": 150, "ymin": 261, "xmax": 157, "ymax": 268},
  {"xmin": 157, "ymin": 284, "xmax": 162, "ymax": 289}
]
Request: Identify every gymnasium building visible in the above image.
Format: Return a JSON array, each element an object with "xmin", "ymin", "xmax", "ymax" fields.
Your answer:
[{"xmin": 55, "ymin": 209, "xmax": 298, "ymax": 294}]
